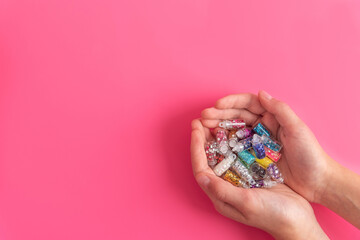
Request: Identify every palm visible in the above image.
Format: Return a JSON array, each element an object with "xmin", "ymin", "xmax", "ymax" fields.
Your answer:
[
  {"xmin": 249, "ymin": 184, "xmax": 314, "ymax": 224},
  {"xmin": 265, "ymin": 119, "xmax": 328, "ymax": 202}
]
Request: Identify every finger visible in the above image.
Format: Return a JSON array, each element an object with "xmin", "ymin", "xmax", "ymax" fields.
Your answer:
[
  {"xmin": 215, "ymin": 93, "xmax": 266, "ymax": 115},
  {"xmin": 190, "ymin": 129, "xmax": 214, "ymax": 176},
  {"xmin": 201, "ymin": 107, "xmax": 259, "ymax": 126},
  {"xmin": 258, "ymin": 91, "xmax": 302, "ymax": 130},
  {"xmin": 197, "ymin": 178, "xmax": 247, "ymax": 223},
  {"xmin": 201, "ymin": 119, "xmax": 221, "ymax": 129},
  {"xmin": 191, "ymin": 119, "xmax": 212, "ymax": 141}
]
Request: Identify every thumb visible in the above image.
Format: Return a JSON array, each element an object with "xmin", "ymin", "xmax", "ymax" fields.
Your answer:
[
  {"xmin": 196, "ymin": 173, "xmax": 250, "ymax": 208},
  {"xmin": 258, "ymin": 90, "xmax": 301, "ymax": 129}
]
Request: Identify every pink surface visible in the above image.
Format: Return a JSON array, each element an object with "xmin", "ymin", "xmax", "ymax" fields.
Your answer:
[{"xmin": 0, "ymin": 0, "xmax": 360, "ymax": 239}]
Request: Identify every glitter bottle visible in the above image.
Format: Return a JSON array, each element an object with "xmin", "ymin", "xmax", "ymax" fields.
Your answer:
[
  {"xmin": 264, "ymin": 147, "xmax": 281, "ymax": 162},
  {"xmin": 205, "ymin": 141, "xmax": 218, "ymax": 167},
  {"xmin": 267, "ymin": 163, "xmax": 284, "ymax": 183},
  {"xmin": 216, "ymin": 129, "xmax": 229, "ymax": 154},
  {"xmin": 215, "ymin": 153, "xmax": 225, "ymax": 164},
  {"xmin": 232, "ymin": 136, "xmax": 252, "ymax": 153},
  {"xmin": 223, "ymin": 170, "xmax": 241, "ymax": 186},
  {"xmin": 231, "ymin": 159, "xmax": 255, "ymax": 186},
  {"xmin": 213, "ymin": 153, "xmax": 237, "ymax": 176},
  {"xmin": 253, "ymin": 123, "xmax": 271, "ymax": 137},
  {"xmin": 261, "ymin": 135, "xmax": 282, "ymax": 152},
  {"xmin": 235, "ymin": 128, "xmax": 252, "ymax": 139},
  {"xmin": 252, "ymin": 134, "xmax": 266, "ymax": 159},
  {"xmin": 237, "ymin": 150, "xmax": 255, "ymax": 168},
  {"xmin": 228, "ymin": 130, "xmax": 238, "ymax": 148},
  {"xmin": 251, "ymin": 179, "xmax": 277, "ymax": 188},
  {"xmin": 219, "ymin": 119, "xmax": 246, "ymax": 130},
  {"xmin": 249, "ymin": 162, "xmax": 267, "ymax": 180},
  {"xmin": 255, "ymin": 156, "xmax": 274, "ymax": 168}
]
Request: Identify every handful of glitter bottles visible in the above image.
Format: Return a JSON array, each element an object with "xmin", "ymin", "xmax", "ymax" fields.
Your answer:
[{"xmin": 205, "ymin": 120, "xmax": 284, "ymax": 188}]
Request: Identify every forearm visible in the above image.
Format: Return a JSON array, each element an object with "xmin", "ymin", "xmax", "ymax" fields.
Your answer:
[{"xmin": 317, "ymin": 158, "xmax": 360, "ymax": 228}]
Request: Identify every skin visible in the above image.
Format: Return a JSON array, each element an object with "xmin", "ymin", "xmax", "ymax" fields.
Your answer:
[{"xmin": 191, "ymin": 91, "xmax": 360, "ymax": 239}]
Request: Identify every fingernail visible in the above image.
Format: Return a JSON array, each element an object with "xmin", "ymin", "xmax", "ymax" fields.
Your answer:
[
  {"xmin": 197, "ymin": 175, "xmax": 210, "ymax": 188},
  {"xmin": 261, "ymin": 90, "xmax": 272, "ymax": 100}
]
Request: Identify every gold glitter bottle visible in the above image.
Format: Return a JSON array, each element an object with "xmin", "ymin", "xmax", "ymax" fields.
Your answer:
[{"xmin": 223, "ymin": 170, "xmax": 241, "ymax": 186}]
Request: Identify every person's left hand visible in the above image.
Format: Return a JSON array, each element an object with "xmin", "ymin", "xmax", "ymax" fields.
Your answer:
[{"xmin": 191, "ymin": 119, "xmax": 328, "ymax": 240}]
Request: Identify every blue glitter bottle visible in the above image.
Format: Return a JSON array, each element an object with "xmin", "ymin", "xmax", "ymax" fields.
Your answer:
[
  {"xmin": 253, "ymin": 123, "xmax": 271, "ymax": 137},
  {"xmin": 237, "ymin": 150, "xmax": 255, "ymax": 168}
]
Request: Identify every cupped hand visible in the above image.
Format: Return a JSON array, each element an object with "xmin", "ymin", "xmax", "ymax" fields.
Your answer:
[
  {"xmin": 191, "ymin": 119, "xmax": 328, "ymax": 239},
  {"xmin": 200, "ymin": 91, "xmax": 331, "ymax": 203}
]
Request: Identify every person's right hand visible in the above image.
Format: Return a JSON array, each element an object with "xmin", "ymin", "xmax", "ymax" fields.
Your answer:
[
  {"xmin": 201, "ymin": 91, "xmax": 332, "ymax": 203},
  {"xmin": 191, "ymin": 119, "xmax": 329, "ymax": 239}
]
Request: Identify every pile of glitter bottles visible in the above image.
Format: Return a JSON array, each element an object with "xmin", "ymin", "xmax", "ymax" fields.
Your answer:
[{"xmin": 205, "ymin": 119, "xmax": 284, "ymax": 188}]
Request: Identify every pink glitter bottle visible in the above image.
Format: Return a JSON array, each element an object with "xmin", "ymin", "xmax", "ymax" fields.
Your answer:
[
  {"xmin": 264, "ymin": 147, "xmax": 281, "ymax": 162},
  {"xmin": 216, "ymin": 129, "xmax": 229, "ymax": 154},
  {"xmin": 205, "ymin": 141, "xmax": 218, "ymax": 167},
  {"xmin": 236, "ymin": 128, "xmax": 252, "ymax": 139}
]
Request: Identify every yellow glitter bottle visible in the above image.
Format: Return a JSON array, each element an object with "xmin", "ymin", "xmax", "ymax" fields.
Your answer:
[{"xmin": 255, "ymin": 156, "xmax": 274, "ymax": 168}]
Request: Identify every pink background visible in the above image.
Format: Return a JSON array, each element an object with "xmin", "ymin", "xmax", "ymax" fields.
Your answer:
[{"xmin": 1, "ymin": 0, "xmax": 360, "ymax": 239}]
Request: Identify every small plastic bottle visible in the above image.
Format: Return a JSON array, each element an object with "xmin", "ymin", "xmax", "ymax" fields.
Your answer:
[
  {"xmin": 237, "ymin": 150, "xmax": 255, "ymax": 168},
  {"xmin": 252, "ymin": 134, "xmax": 266, "ymax": 159},
  {"xmin": 213, "ymin": 152, "xmax": 237, "ymax": 176},
  {"xmin": 205, "ymin": 141, "xmax": 218, "ymax": 167},
  {"xmin": 235, "ymin": 128, "xmax": 252, "ymax": 139},
  {"xmin": 219, "ymin": 119, "xmax": 246, "ymax": 130},
  {"xmin": 264, "ymin": 147, "xmax": 281, "ymax": 162},
  {"xmin": 216, "ymin": 129, "xmax": 229, "ymax": 154},
  {"xmin": 232, "ymin": 137, "xmax": 252, "ymax": 153},
  {"xmin": 261, "ymin": 135, "xmax": 283, "ymax": 152},
  {"xmin": 228, "ymin": 130, "xmax": 238, "ymax": 148},
  {"xmin": 231, "ymin": 159, "xmax": 255, "ymax": 186},
  {"xmin": 253, "ymin": 123, "xmax": 271, "ymax": 137}
]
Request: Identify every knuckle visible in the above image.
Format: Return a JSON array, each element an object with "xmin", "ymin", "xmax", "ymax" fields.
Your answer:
[
  {"xmin": 191, "ymin": 119, "xmax": 199, "ymax": 129},
  {"xmin": 246, "ymin": 93, "xmax": 257, "ymax": 107},
  {"xmin": 201, "ymin": 108, "xmax": 211, "ymax": 118},
  {"xmin": 247, "ymin": 93, "xmax": 257, "ymax": 99},
  {"xmin": 215, "ymin": 98, "xmax": 226, "ymax": 109},
  {"xmin": 277, "ymin": 101, "xmax": 288, "ymax": 110}
]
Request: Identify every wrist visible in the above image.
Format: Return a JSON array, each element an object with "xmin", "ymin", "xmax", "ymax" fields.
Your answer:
[
  {"xmin": 314, "ymin": 157, "xmax": 360, "ymax": 228},
  {"xmin": 268, "ymin": 220, "xmax": 328, "ymax": 240},
  {"xmin": 313, "ymin": 156, "xmax": 346, "ymax": 205},
  {"xmin": 313, "ymin": 155, "xmax": 338, "ymax": 204}
]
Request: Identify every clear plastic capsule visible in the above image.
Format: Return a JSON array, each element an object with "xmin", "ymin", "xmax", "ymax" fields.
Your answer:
[
  {"xmin": 228, "ymin": 130, "xmax": 238, "ymax": 148},
  {"xmin": 213, "ymin": 153, "xmax": 237, "ymax": 176},
  {"xmin": 252, "ymin": 134, "xmax": 266, "ymax": 159},
  {"xmin": 216, "ymin": 129, "xmax": 230, "ymax": 154},
  {"xmin": 205, "ymin": 141, "xmax": 218, "ymax": 167},
  {"xmin": 219, "ymin": 119, "xmax": 246, "ymax": 130}
]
